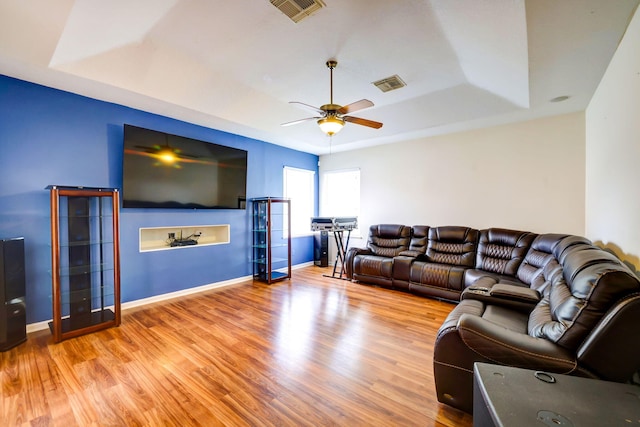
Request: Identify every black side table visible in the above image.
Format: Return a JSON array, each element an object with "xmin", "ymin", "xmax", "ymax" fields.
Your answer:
[{"xmin": 473, "ymin": 362, "xmax": 640, "ymax": 427}]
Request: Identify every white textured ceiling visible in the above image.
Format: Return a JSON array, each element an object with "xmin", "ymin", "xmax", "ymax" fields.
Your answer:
[{"xmin": 0, "ymin": 0, "xmax": 637, "ymax": 155}]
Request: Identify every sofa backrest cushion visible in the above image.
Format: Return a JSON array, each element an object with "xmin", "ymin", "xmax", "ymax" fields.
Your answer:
[
  {"xmin": 475, "ymin": 228, "xmax": 536, "ymax": 277},
  {"xmin": 528, "ymin": 246, "xmax": 640, "ymax": 350},
  {"xmin": 398, "ymin": 225, "xmax": 430, "ymax": 257},
  {"xmin": 426, "ymin": 226, "xmax": 478, "ymax": 267},
  {"xmin": 517, "ymin": 233, "xmax": 567, "ymax": 289},
  {"xmin": 552, "ymin": 235, "xmax": 592, "ymax": 264},
  {"xmin": 366, "ymin": 224, "xmax": 412, "ymax": 257}
]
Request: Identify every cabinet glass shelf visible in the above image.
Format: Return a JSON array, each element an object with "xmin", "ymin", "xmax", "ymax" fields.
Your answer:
[
  {"xmin": 253, "ymin": 243, "xmax": 289, "ymax": 249},
  {"xmin": 58, "ymin": 240, "xmax": 114, "ymax": 247},
  {"xmin": 55, "ymin": 264, "xmax": 115, "ymax": 276},
  {"xmin": 51, "ymin": 286, "xmax": 117, "ymax": 306},
  {"xmin": 58, "ymin": 214, "xmax": 113, "ymax": 219},
  {"xmin": 251, "ymin": 197, "xmax": 291, "ymax": 284},
  {"xmin": 253, "ymin": 257, "xmax": 290, "ymax": 264}
]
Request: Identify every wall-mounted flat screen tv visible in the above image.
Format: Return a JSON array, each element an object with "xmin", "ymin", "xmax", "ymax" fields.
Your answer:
[{"xmin": 122, "ymin": 124, "xmax": 247, "ymax": 209}]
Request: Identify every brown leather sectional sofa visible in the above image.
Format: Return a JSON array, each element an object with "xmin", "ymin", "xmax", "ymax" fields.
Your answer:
[{"xmin": 344, "ymin": 224, "xmax": 640, "ymax": 414}]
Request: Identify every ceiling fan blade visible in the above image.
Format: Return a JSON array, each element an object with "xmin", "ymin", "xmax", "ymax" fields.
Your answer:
[
  {"xmin": 289, "ymin": 101, "xmax": 324, "ymax": 115},
  {"xmin": 344, "ymin": 115, "xmax": 383, "ymax": 129},
  {"xmin": 281, "ymin": 117, "xmax": 321, "ymax": 127},
  {"xmin": 338, "ymin": 99, "xmax": 374, "ymax": 115}
]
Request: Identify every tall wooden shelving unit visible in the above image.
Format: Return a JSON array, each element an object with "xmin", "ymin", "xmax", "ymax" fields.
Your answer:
[
  {"xmin": 251, "ymin": 197, "xmax": 291, "ymax": 284},
  {"xmin": 47, "ymin": 185, "xmax": 121, "ymax": 342}
]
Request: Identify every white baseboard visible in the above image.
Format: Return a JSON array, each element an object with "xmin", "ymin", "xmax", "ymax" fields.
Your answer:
[
  {"xmin": 26, "ymin": 320, "xmax": 52, "ymax": 334},
  {"xmin": 27, "ymin": 261, "xmax": 315, "ymax": 334},
  {"xmin": 293, "ymin": 261, "xmax": 314, "ymax": 269}
]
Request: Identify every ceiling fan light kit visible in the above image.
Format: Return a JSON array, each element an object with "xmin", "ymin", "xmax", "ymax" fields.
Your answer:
[
  {"xmin": 317, "ymin": 116, "xmax": 344, "ymax": 136},
  {"xmin": 282, "ymin": 59, "xmax": 383, "ymax": 137}
]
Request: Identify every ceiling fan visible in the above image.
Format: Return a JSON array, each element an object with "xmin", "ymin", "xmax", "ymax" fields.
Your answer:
[{"xmin": 282, "ymin": 60, "xmax": 383, "ymax": 136}]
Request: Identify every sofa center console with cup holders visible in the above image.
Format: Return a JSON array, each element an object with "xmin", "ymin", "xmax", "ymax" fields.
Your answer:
[{"xmin": 473, "ymin": 362, "xmax": 640, "ymax": 427}]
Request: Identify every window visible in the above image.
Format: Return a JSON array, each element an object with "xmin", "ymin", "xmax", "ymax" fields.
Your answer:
[
  {"xmin": 321, "ymin": 168, "xmax": 360, "ymax": 234},
  {"xmin": 283, "ymin": 166, "xmax": 316, "ymax": 237}
]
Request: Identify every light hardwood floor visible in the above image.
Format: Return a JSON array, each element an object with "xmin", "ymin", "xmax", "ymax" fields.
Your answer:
[{"xmin": 1, "ymin": 266, "xmax": 472, "ymax": 426}]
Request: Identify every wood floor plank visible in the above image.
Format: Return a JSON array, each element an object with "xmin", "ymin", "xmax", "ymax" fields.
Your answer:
[{"xmin": 1, "ymin": 266, "xmax": 472, "ymax": 426}]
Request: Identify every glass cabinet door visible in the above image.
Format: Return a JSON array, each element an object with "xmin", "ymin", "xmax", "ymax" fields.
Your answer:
[{"xmin": 251, "ymin": 197, "xmax": 291, "ymax": 284}]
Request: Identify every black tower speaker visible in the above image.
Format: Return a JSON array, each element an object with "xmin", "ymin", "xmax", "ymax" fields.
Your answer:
[
  {"xmin": 314, "ymin": 231, "xmax": 329, "ymax": 267},
  {"xmin": 67, "ymin": 197, "xmax": 92, "ymax": 327},
  {"xmin": 0, "ymin": 237, "xmax": 27, "ymax": 351}
]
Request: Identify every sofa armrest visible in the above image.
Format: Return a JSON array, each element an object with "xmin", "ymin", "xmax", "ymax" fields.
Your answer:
[
  {"xmin": 457, "ymin": 313, "xmax": 577, "ymax": 372},
  {"xmin": 464, "ymin": 276, "xmax": 498, "ymax": 293},
  {"xmin": 345, "ymin": 247, "xmax": 372, "ymax": 279},
  {"xmin": 392, "ymin": 255, "xmax": 414, "ymax": 283},
  {"xmin": 489, "ymin": 284, "xmax": 540, "ymax": 303},
  {"xmin": 462, "ymin": 280, "xmax": 539, "ymax": 313}
]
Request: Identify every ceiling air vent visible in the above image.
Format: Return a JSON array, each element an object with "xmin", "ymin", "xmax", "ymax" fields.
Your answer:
[
  {"xmin": 270, "ymin": 0, "xmax": 325, "ymax": 23},
  {"xmin": 373, "ymin": 75, "xmax": 407, "ymax": 93}
]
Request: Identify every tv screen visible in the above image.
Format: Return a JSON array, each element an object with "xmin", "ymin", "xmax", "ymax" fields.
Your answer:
[{"xmin": 122, "ymin": 124, "xmax": 247, "ymax": 209}]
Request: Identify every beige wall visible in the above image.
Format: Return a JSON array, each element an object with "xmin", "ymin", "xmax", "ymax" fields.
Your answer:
[
  {"xmin": 320, "ymin": 112, "xmax": 586, "ymax": 247},
  {"xmin": 586, "ymin": 6, "xmax": 640, "ymax": 274}
]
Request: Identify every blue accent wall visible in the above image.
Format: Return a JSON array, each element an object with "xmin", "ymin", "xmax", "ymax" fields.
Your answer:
[{"xmin": 0, "ymin": 75, "xmax": 318, "ymax": 324}]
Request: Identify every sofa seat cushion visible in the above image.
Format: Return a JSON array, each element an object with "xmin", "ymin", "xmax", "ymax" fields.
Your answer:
[
  {"xmin": 482, "ymin": 305, "xmax": 529, "ymax": 334},
  {"xmin": 408, "ymin": 260, "xmax": 467, "ymax": 292}
]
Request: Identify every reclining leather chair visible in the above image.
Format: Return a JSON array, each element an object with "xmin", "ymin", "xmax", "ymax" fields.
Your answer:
[
  {"xmin": 463, "ymin": 228, "xmax": 537, "ymax": 286},
  {"xmin": 345, "ymin": 224, "xmax": 411, "ymax": 288},
  {"xmin": 400, "ymin": 226, "xmax": 479, "ymax": 300},
  {"xmin": 433, "ymin": 239, "xmax": 640, "ymax": 414}
]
